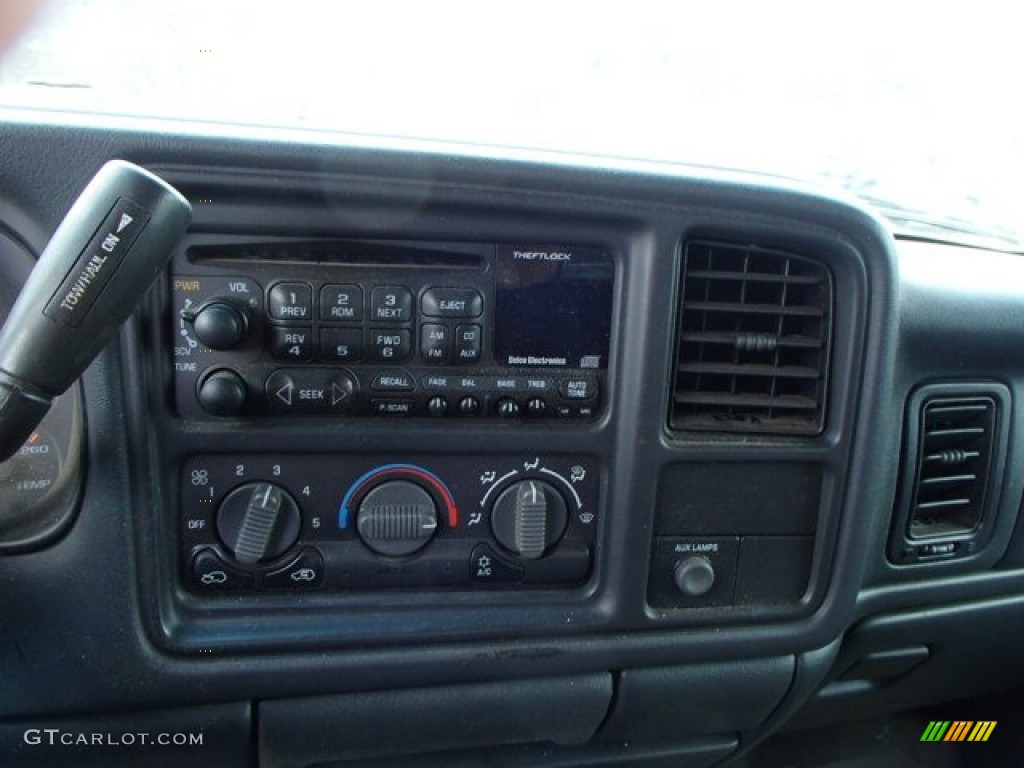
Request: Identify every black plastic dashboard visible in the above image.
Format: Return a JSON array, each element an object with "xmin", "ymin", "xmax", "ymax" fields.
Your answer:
[{"xmin": 2, "ymin": 111, "xmax": 1024, "ymax": 766}]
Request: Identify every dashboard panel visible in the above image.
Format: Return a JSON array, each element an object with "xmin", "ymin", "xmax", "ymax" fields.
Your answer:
[{"xmin": 1, "ymin": 110, "xmax": 1023, "ymax": 766}]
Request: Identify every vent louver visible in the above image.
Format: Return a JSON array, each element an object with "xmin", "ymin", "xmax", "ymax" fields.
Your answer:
[
  {"xmin": 670, "ymin": 241, "xmax": 832, "ymax": 435},
  {"xmin": 905, "ymin": 397, "xmax": 996, "ymax": 541}
]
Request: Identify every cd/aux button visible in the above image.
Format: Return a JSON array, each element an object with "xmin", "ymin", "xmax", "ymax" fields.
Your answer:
[{"xmin": 455, "ymin": 324, "xmax": 482, "ymax": 363}]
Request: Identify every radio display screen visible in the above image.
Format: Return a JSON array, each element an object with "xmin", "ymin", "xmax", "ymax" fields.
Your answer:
[{"xmin": 494, "ymin": 245, "xmax": 613, "ymax": 369}]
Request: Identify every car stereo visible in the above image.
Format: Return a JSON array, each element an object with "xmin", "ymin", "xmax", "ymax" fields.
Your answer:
[{"xmin": 168, "ymin": 239, "xmax": 614, "ymax": 422}]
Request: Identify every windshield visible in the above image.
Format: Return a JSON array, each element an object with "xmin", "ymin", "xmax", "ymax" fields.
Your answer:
[{"xmin": 2, "ymin": 0, "xmax": 1022, "ymax": 248}]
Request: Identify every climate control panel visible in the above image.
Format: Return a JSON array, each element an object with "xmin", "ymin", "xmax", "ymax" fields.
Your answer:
[{"xmin": 180, "ymin": 454, "xmax": 599, "ymax": 594}]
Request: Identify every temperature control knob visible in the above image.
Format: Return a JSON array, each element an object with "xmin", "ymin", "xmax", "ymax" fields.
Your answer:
[
  {"xmin": 356, "ymin": 480, "xmax": 439, "ymax": 557},
  {"xmin": 216, "ymin": 482, "xmax": 301, "ymax": 564},
  {"xmin": 490, "ymin": 480, "xmax": 568, "ymax": 560},
  {"xmin": 188, "ymin": 300, "xmax": 249, "ymax": 350}
]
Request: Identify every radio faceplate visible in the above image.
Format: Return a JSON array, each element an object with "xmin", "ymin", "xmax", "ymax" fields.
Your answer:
[{"xmin": 169, "ymin": 239, "xmax": 613, "ymax": 421}]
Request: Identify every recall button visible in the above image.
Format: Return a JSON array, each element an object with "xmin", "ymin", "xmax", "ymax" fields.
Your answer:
[
  {"xmin": 372, "ymin": 370, "xmax": 416, "ymax": 391},
  {"xmin": 422, "ymin": 287, "xmax": 483, "ymax": 318}
]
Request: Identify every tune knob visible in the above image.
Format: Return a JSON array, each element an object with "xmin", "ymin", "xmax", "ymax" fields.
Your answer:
[
  {"xmin": 188, "ymin": 300, "xmax": 249, "ymax": 350},
  {"xmin": 490, "ymin": 480, "xmax": 568, "ymax": 560},
  {"xmin": 216, "ymin": 482, "xmax": 301, "ymax": 564},
  {"xmin": 196, "ymin": 368, "xmax": 248, "ymax": 416},
  {"xmin": 356, "ymin": 480, "xmax": 439, "ymax": 557}
]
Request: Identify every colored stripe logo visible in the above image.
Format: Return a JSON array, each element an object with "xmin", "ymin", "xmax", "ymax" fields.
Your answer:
[{"xmin": 921, "ymin": 721, "xmax": 996, "ymax": 742}]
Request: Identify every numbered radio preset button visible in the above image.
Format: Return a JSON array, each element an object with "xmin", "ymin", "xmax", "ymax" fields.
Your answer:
[
  {"xmin": 370, "ymin": 286, "xmax": 413, "ymax": 323},
  {"xmin": 320, "ymin": 284, "xmax": 363, "ymax": 322},
  {"xmin": 268, "ymin": 282, "xmax": 313, "ymax": 321},
  {"xmin": 269, "ymin": 327, "xmax": 313, "ymax": 361},
  {"xmin": 369, "ymin": 329, "xmax": 412, "ymax": 362},
  {"xmin": 320, "ymin": 327, "xmax": 364, "ymax": 362}
]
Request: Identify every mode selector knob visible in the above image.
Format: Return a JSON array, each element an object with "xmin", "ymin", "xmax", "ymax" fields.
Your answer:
[
  {"xmin": 490, "ymin": 480, "xmax": 568, "ymax": 560},
  {"xmin": 188, "ymin": 300, "xmax": 250, "ymax": 350},
  {"xmin": 356, "ymin": 480, "xmax": 439, "ymax": 557},
  {"xmin": 216, "ymin": 482, "xmax": 301, "ymax": 565}
]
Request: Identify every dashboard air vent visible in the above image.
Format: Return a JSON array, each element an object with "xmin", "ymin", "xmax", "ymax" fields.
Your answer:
[
  {"xmin": 670, "ymin": 241, "xmax": 832, "ymax": 435},
  {"xmin": 890, "ymin": 384, "xmax": 1009, "ymax": 565},
  {"xmin": 906, "ymin": 397, "xmax": 995, "ymax": 540}
]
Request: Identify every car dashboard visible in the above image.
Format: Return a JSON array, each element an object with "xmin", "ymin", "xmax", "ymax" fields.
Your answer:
[{"xmin": 2, "ymin": 110, "xmax": 1024, "ymax": 767}]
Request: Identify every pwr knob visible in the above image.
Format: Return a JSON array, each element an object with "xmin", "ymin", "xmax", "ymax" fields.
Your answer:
[
  {"xmin": 490, "ymin": 480, "xmax": 568, "ymax": 560},
  {"xmin": 188, "ymin": 300, "xmax": 249, "ymax": 350}
]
